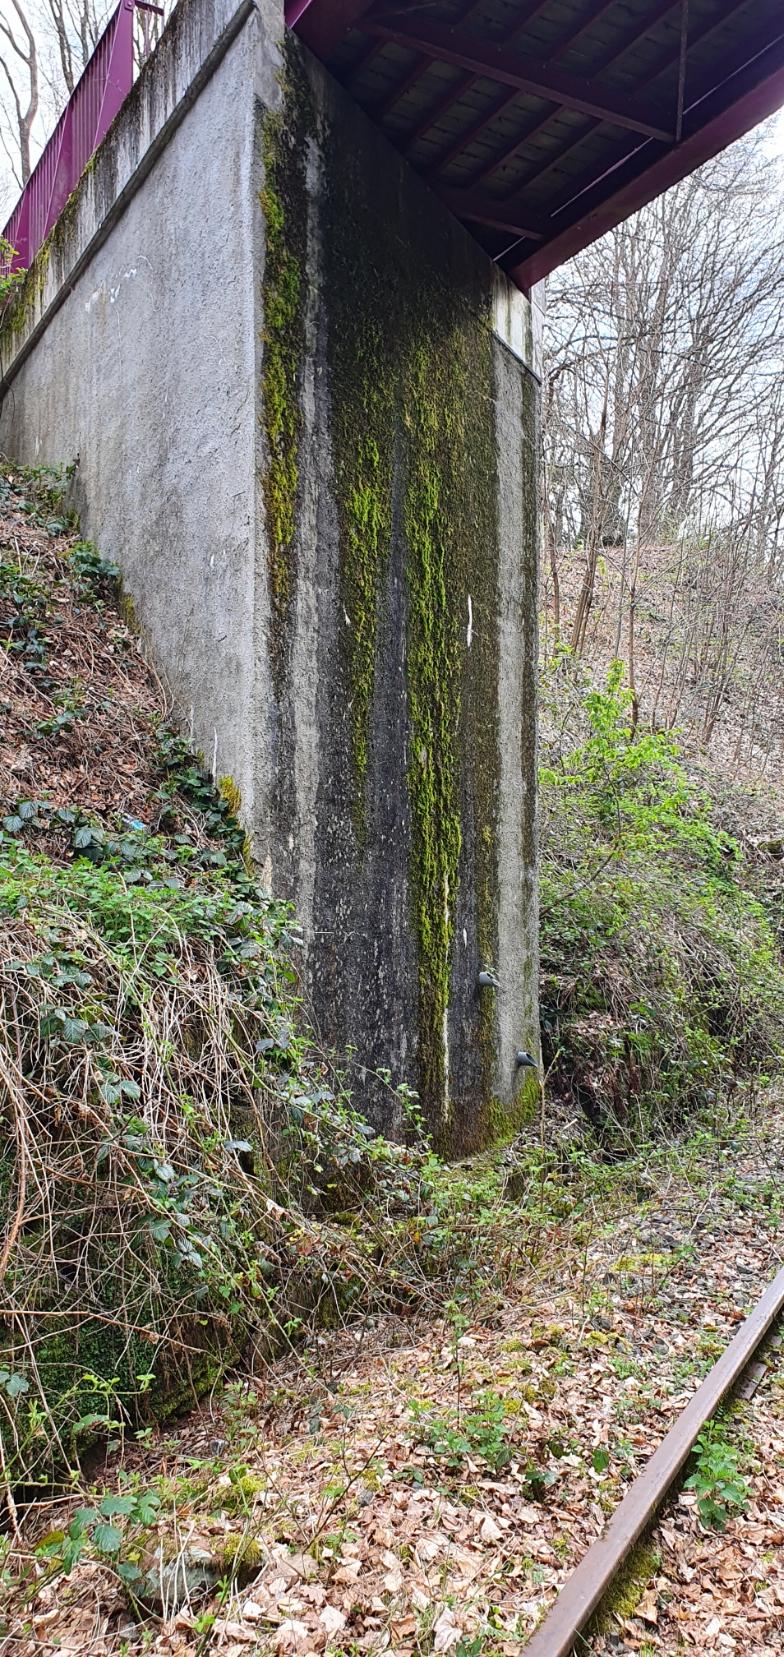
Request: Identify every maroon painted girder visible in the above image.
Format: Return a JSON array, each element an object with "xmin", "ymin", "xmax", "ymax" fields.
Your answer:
[{"xmin": 287, "ymin": 0, "xmax": 784, "ymax": 291}]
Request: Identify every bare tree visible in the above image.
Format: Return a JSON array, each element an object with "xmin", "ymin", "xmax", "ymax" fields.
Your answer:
[
  {"xmin": 40, "ymin": 0, "xmax": 108, "ymax": 97},
  {"xmin": 0, "ymin": 0, "xmax": 39, "ymax": 184},
  {"xmin": 545, "ymin": 132, "xmax": 784, "ymax": 559},
  {"xmin": 542, "ymin": 127, "xmax": 784, "ymax": 783}
]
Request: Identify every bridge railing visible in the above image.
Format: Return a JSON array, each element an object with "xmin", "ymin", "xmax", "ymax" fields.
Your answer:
[{"xmin": 2, "ymin": 0, "xmax": 148, "ymax": 274}]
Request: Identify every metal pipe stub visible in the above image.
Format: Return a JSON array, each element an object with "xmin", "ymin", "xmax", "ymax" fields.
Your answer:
[{"xmin": 522, "ymin": 1260, "xmax": 784, "ymax": 1657}]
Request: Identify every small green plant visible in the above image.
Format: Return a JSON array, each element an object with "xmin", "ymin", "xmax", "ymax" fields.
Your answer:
[
  {"xmin": 35, "ymin": 1484, "xmax": 161, "ymax": 1585},
  {"xmin": 408, "ymin": 1389, "xmax": 513, "ymax": 1473},
  {"xmin": 67, "ymin": 539, "xmax": 119, "ymax": 594},
  {"xmin": 0, "ymin": 235, "xmax": 24, "ymax": 304},
  {"xmin": 684, "ymin": 1420, "xmax": 751, "ymax": 1529}
]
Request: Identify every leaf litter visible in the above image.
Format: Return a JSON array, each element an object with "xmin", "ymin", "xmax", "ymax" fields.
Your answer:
[{"xmin": 4, "ymin": 1098, "xmax": 784, "ymax": 1655}]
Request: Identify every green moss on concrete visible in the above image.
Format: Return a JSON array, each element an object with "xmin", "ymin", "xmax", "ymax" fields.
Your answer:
[
  {"xmin": 336, "ymin": 376, "xmax": 393, "ymax": 813},
  {"xmin": 323, "ymin": 169, "xmax": 395, "ymax": 829},
  {"xmin": 218, "ymin": 774, "xmax": 254, "ymax": 872},
  {"xmin": 402, "ymin": 335, "xmax": 466, "ymax": 1123},
  {"xmin": 485, "ymin": 1070, "xmax": 540, "ymax": 1144},
  {"xmin": 322, "ymin": 87, "xmax": 506, "ymax": 1142},
  {"xmin": 218, "ymin": 774, "xmax": 242, "ymax": 819},
  {"xmin": 402, "ymin": 294, "xmax": 502, "ymax": 1145},
  {"xmin": 1, "ymin": 160, "xmax": 96, "ymax": 346},
  {"xmin": 259, "ymin": 49, "xmax": 311, "ymax": 687}
]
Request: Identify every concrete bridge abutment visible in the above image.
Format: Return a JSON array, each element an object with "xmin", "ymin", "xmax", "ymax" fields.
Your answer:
[{"xmin": 0, "ymin": 0, "xmax": 541, "ymax": 1151}]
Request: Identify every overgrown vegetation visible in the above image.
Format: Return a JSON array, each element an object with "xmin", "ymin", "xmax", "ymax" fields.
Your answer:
[
  {"xmin": 539, "ymin": 655, "xmax": 784, "ymax": 1138},
  {"xmin": 0, "ymin": 463, "xmax": 435, "ymax": 1487}
]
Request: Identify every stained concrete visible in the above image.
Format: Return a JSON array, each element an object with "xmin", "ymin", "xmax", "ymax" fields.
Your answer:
[{"xmin": 0, "ymin": 0, "xmax": 542, "ymax": 1149}]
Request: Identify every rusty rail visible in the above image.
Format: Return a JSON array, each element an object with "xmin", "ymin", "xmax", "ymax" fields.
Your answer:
[{"xmin": 523, "ymin": 1260, "xmax": 784, "ymax": 1657}]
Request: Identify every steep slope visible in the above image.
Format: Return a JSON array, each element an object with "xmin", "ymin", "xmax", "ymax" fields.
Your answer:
[{"xmin": 0, "ymin": 462, "xmax": 423, "ymax": 1488}]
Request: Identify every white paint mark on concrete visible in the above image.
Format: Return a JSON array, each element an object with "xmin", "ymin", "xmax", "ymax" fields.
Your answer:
[
  {"xmin": 83, "ymin": 269, "xmax": 137, "ymax": 313},
  {"xmin": 109, "ymin": 268, "xmax": 138, "ymax": 303}
]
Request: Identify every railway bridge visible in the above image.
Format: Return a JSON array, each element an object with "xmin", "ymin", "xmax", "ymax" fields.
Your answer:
[{"xmin": 1, "ymin": 0, "xmax": 782, "ymax": 1146}]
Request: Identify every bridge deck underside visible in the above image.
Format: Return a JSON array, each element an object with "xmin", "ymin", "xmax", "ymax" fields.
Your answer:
[{"xmin": 288, "ymin": 0, "xmax": 784, "ymax": 291}]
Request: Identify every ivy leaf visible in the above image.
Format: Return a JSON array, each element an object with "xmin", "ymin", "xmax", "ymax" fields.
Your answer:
[
  {"xmin": 592, "ymin": 1446, "xmax": 610, "ymax": 1473},
  {"xmin": 2, "ymin": 815, "xmax": 23, "ymax": 834},
  {"xmin": 62, "ymin": 1016, "xmax": 89, "ymax": 1045},
  {"xmin": 0, "ymin": 1369, "xmax": 29, "ymax": 1399},
  {"xmin": 40, "ymin": 1008, "xmax": 66, "ymax": 1038},
  {"xmin": 72, "ymin": 1411, "xmax": 119, "ymax": 1434}
]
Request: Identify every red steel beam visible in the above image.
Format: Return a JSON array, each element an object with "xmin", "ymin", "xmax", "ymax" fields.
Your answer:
[
  {"xmin": 365, "ymin": 18, "xmax": 675, "ymax": 140},
  {"xmin": 548, "ymin": 0, "xmax": 626, "ymax": 62},
  {"xmin": 292, "ymin": 0, "xmax": 376, "ymax": 57},
  {"xmin": 456, "ymin": 0, "xmax": 763, "ymax": 243},
  {"xmin": 510, "ymin": 34, "xmax": 784, "ymax": 289},
  {"xmin": 436, "ymin": 188, "xmax": 546, "ymax": 237},
  {"xmin": 354, "ymin": 0, "xmax": 482, "ymax": 122}
]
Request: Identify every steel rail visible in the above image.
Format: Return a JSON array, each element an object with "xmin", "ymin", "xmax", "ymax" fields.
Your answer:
[{"xmin": 522, "ymin": 1259, "xmax": 784, "ymax": 1657}]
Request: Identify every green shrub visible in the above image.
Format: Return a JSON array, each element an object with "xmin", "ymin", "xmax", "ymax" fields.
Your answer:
[{"xmin": 540, "ymin": 658, "xmax": 784, "ymax": 1136}]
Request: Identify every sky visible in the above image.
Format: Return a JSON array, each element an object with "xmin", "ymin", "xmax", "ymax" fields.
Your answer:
[{"xmin": 763, "ymin": 107, "xmax": 784, "ymax": 157}]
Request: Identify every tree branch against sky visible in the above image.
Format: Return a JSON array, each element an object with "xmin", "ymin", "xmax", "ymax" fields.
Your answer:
[
  {"xmin": 542, "ymin": 119, "xmax": 784, "ymax": 768},
  {"xmin": 0, "ymin": 0, "xmax": 170, "ymax": 216}
]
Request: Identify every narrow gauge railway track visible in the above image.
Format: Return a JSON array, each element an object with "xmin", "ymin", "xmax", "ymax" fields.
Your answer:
[{"xmin": 523, "ymin": 1262, "xmax": 784, "ymax": 1657}]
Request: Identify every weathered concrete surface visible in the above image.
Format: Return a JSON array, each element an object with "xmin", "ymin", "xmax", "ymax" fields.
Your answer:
[{"xmin": 0, "ymin": 0, "xmax": 542, "ymax": 1151}]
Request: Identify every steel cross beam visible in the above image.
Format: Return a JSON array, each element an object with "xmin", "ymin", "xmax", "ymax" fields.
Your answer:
[
  {"xmin": 443, "ymin": 0, "xmax": 776, "ymax": 270},
  {"xmin": 382, "ymin": 0, "xmax": 551, "ymax": 153},
  {"xmin": 510, "ymin": 31, "xmax": 784, "ymax": 287},
  {"xmin": 437, "ymin": 188, "xmax": 546, "ymax": 238},
  {"xmin": 463, "ymin": 0, "xmax": 682, "ymax": 192},
  {"xmin": 365, "ymin": 17, "xmax": 675, "ymax": 140}
]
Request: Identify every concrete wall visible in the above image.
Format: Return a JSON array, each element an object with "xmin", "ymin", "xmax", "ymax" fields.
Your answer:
[{"xmin": 0, "ymin": 0, "xmax": 542, "ymax": 1152}]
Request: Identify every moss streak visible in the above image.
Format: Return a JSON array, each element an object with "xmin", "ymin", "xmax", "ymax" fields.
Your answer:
[
  {"xmin": 403, "ymin": 334, "xmax": 466, "ymax": 1121},
  {"xmin": 321, "ymin": 93, "xmax": 514, "ymax": 1141},
  {"xmin": 259, "ymin": 53, "xmax": 310, "ymax": 686},
  {"xmin": 325, "ymin": 208, "xmax": 394, "ymax": 825}
]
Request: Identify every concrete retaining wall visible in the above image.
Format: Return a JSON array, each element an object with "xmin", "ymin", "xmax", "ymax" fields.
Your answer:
[{"xmin": 0, "ymin": 0, "xmax": 542, "ymax": 1151}]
